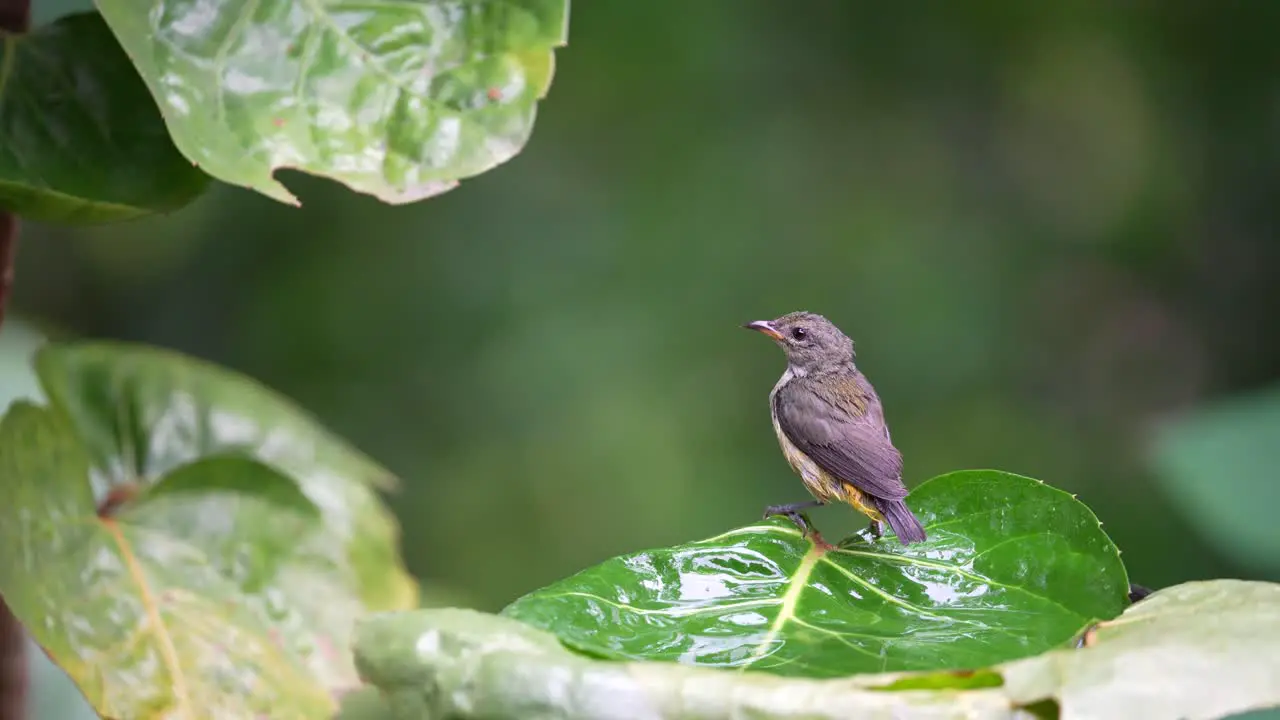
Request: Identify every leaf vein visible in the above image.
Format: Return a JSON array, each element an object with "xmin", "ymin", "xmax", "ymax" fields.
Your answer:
[
  {"xmin": 743, "ymin": 545, "xmax": 821, "ymax": 668},
  {"xmin": 818, "ymin": 557, "xmax": 959, "ymax": 621},
  {"xmin": 695, "ymin": 524, "xmax": 803, "ymax": 545},
  {"xmin": 835, "ymin": 545, "xmax": 1091, "ymax": 622},
  {"xmin": 102, "ymin": 519, "xmax": 194, "ymax": 718},
  {"xmin": 542, "ymin": 592, "xmax": 783, "ymax": 619},
  {"xmin": 211, "ymin": 0, "xmax": 263, "ymax": 130}
]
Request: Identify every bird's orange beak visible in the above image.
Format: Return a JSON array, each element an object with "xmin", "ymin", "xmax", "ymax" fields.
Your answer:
[{"xmin": 743, "ymin": 320, "xmax": 783, "ymax": 341}]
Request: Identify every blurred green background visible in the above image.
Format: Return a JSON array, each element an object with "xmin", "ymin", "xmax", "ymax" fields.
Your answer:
[{"xmin": 5, "ymin": 1, "xmax": 1280, "ymax": 716}]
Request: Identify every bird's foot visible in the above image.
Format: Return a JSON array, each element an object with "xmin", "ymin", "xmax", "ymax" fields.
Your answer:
[
  {"xmin": 763, "ymin": 501, "xmax": 823, "ymax": 521},
  {"xmin": 765, "ymin": 509, "xmax": 815, "ymax": 535},
  {"xmin": 762, "ymin": 503, "xmax": 832, "ymax": 550},
  {"xmin": 836, "ymin": 520, "xmax": 884, "ymax": 549}
]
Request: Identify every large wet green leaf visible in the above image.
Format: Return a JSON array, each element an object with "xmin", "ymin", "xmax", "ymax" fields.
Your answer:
[
  {"xmin": 1149, "ymin": 383, "xmax": 1280, "ymax": 575},
  {"xmin": 0, "ymin": 341, "xmax": 417, "ymax": 716},
  {"xmin": 33, "ymin": 341, "xmax": 416, "ymax": 611},
  {"xmin": 0, "ymin": 321, "xmax": 101, "ymax": 720},
  {"xmin": 349, "ymin": 579, "xmax": 1280, "ymax": 720},
  {"xmin": 0, "ymin": 403, "xmax": 334, "ymax": 718},
  {"xmin": 0, "ymin": 12, "xmax": 210, "ymax": 224},
  {"xmin": 503, "ymin": 470, "xmax": 1129, "ymax": 678},
  {"xmin": 93, "ymin": 0, "xmax": 570, "ymax": 206}
]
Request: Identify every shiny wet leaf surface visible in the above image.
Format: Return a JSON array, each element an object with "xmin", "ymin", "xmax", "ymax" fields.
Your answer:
[
  {"xmin": 34, "ymin": 342, "xmax": 417, "ymax": 611},
  {"xmin": 0, "ymin": 342, "xmax": 417, "ymax": 718},
  {"xmin": 0, "ymin": 13, "xmax": 210, "ymax": 224},
  {"xmin": 351, "ymin": 579, "xmax": 1280, "ymax": 720},
  {"xmin": 92, "ymin": 0, "xmax": 570, "ymax": 205},
  {"xmin": 503, "ymin": 470, "xmax": 1129, "ymax": 677}
]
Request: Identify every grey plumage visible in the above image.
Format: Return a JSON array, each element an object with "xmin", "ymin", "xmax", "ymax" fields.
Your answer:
[
  {"xmin": 745, "ymin": 311, "xmax": 927, "ymax": 545},
  {"xmin": 773, "ymin": 372, "xmax": 909, "ymax": 502}
]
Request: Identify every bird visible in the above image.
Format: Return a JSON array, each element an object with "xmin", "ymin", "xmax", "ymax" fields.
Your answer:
[{"xmin": 743, "ymin": 311, "xmax": 927, "ymax": 546}]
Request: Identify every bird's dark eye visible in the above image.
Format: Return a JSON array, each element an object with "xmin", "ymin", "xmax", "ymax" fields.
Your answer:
[{"xmin": 791, "ymin": 327, "xmax": 807, "ymax": 340}]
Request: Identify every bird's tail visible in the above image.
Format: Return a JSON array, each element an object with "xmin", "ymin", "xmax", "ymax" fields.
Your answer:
[{"xmin": 874, "ymin": 498, "xmax": 927, "ymax": 545}]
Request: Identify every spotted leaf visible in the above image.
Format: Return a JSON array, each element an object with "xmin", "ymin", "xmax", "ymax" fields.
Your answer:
[{"xmin": 92, "ymin": 0, "xmax": 570, "ymax": 205}]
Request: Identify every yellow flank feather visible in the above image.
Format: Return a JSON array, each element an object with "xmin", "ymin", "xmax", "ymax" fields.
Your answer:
[{"xmin": 771, "ymin": 405, "xmax": 886, "ymax": 523}]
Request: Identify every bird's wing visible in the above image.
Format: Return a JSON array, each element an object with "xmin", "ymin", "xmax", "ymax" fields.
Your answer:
[{"xmin": 774, "ymin": 379, "xmax": 909, "ymax": 501}]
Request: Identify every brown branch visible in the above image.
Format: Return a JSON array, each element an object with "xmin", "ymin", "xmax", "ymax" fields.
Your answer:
[
  {"xmin": 0, "ymin": 213, "xmax": 17, "ymax": 330},
  {"xmin": 0, "ymin": 213, "xmax": 23, "ymax": 720},
  {"xmin": 1, "ymin": 0, "xmax": 32, "ymax": 714},
  {"xmin": 0, "ymin": 0, "xmax": 28, "ymax": 328},
  {"xmin": 0, "ymin": 213, "xmax": 24, "ymax": 720},
  {"xmin": 0, "ymin": 0, "xmax": 25, "ymax": 33},
  {"xmin": 0, "ymin": 6, "xmax": 28, "ymax": 711},
  {"xmin": 0, "ymin": 599, "xmax": 23, "ymax": 720}
]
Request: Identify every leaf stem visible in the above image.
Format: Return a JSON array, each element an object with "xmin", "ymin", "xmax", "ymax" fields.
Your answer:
[
  {"xmin": 0, "ymin": 213, "xmax": 17, "ymax": 332},
  {"xmin": 0, "ymin": 599, "xmax": 23, "ymax": 720},
  {"xmin": 0, "ymin": 219, "xmax": 24, "ymax": 720},
  {"xmin": 0, "ymin": 0, "xmax": 25, "ymax": 35},
  {"xmin": 0, "ymin": 4, "xmax": 29, "ymax": 719},
  {"xmin": 0, "ymin": 218, "xmax": 24, "ymax": 720},
  {"xmin": 0, "ymin": 0, "xmax": 26, "ymax": 331}
]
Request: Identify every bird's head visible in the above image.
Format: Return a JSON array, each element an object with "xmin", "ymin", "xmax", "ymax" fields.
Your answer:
[{"xmin": 743, "ymin": 311, "xmax": 855, "ymax": 372}]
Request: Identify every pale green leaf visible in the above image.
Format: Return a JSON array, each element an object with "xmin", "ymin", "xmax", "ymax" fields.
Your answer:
[
  {"xmin": 33, "ymin": 341, "xmax": 417, "ymax": 611},
  {"xmin": 1149, "ymin": 384, "xmax": 1280, "ymax": 575},
  {"xmin": 92, "ymin": 0, "xmax": 570, "ymax": 205},
  {"xmin": 0, "ymin": 403, "xmax": 334, "ymax": 718}
]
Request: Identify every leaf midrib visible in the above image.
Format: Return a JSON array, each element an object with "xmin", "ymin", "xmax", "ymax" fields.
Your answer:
[
  {"xmin": 743, "ymin": 544, "xmax": 822, "ymax": 668},
  {"xmin": 715, "ymin": 521, "xmax": 1105, "ymax": 623},
  {"xmin": 103, "ymin": 518, "xmax": 194, "ymax": 718}
]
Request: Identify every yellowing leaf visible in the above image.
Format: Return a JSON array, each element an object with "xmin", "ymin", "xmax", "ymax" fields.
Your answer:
[
  {"xmin": 34, "ymin": 342, "xmax": 417, "ymax": 612},
  {"xmin": 0, "ymin": 341, "xmax": 420, "ymax": 717},
  {"xmin": 0, "ymin": 404, "xmax": 332, "ymax": 718}
]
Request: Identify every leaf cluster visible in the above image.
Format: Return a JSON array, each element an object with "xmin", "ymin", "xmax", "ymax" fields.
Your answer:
[{"xmin": 1, "ymin": 0, "xmax": 569, "ymax": 220}]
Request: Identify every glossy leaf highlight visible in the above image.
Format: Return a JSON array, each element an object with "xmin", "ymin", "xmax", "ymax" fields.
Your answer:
[
  {"xmin": 0, "ymin": 341, "xmax": 418, "ymax": 717},
  {"xmin": 93, "ymin": 0, "xmax": 570, "ymax": 206},
  {"xmin": 0, "ymin": 13, "xmax": 210, "ymax": 224},
  {"xmin": 0, "ymin": 404, "xmax": 334, "ymax": 718},
  {"xmin": 351, "ymin": 579, "xmax": 1280, "ymax": 720},
  {"xmin": 503, "ymin": 470, "xmax": 1129, "ymax": 678},
  {"xmin": 33, "ymin": 341, "xmax": 417, "ymax": 611}
]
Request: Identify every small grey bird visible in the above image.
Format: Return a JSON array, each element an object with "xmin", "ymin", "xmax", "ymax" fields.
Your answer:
[{"xmin": 744, "ymin": 311, "xmax": 927, "ymax": 545}]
